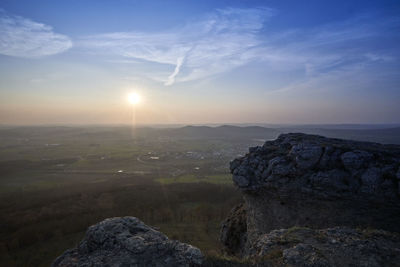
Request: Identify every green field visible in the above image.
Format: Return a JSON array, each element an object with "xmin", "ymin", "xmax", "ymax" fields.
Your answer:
[
  {"xmin": 0, "ymin": 126, "xmax": 261, "ymax": 266},
  {"xmin": 156, "ymin": 174, "xmax": 232, "ymax": 184}
]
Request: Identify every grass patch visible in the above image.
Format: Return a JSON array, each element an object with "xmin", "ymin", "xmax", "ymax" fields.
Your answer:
[{"xmin": 156, "ymin": 174, "xmax": 232, "ymax": 185}]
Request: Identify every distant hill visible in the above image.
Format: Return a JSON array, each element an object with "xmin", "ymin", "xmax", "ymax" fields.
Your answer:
[
  {"xmin": 0, "ymin": 124, "xmax": 399, "ymax": 144},
  {"xmin": 157, "ymin": 125, "xmax": 400, "ymax": 144},
  {"xmin": 157, "ymin": 125, "xmax": 280, "ymax": 140},
  {"xmin": 278, "ymin": 127, "xmax": 400, "ymax": 144}
]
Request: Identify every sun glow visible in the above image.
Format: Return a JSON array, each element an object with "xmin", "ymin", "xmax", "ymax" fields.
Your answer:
[{"xmin": 128, "ymin": 92, "xmax": 141, "ymax": 105}]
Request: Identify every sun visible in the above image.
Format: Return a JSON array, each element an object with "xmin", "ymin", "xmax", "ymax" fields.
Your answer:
[{"xmin": 128, "ymin": 92, "xmax": 141, "ymax": 105}]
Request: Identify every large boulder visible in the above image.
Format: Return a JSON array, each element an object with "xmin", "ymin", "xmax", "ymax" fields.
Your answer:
[
  {"xmin": 227, "ymin": 133, "xmax": 400, "ymax": 254},
  {"xmin": 52, "ymin": 217, "xmax": 204, "ymax": 267}
]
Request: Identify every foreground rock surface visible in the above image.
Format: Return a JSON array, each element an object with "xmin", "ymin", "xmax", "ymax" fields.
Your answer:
[
  {"xmin": 249, "ymin": 226, "xmax": 400, "ymax": 267},
  {"xmin": 52, "ymin": 217, "xmax": 203, "ymax": 267},
  {"xmin": 225, "ymin": 133, "xmax": 400, "ymax": 255}
]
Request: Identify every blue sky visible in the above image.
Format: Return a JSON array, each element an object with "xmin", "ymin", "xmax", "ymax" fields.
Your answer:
[{"xmin": 0, "ymin": 0, "xmax": 399, "ymax": 124}]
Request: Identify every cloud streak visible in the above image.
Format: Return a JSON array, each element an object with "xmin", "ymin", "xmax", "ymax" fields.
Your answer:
[
  {"xmin": 165, "ymin": 57, "xmax": 184, "ymax": 86},
  {"xmin": 79, "ymin": 7, "xmax": 274, "ymax": 85},
  {"xmin": 5, "ymin": 6, "xmax": 393, "ymax": 91},
  {"xmin": 0, "ymin": 10, "xmax": 72, "ymax": 58},
  {"xmin": 80, "ymin": 7, "xmax": 399, "ymax": 89}
]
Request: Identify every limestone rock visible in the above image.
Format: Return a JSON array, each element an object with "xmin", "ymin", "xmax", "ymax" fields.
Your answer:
[
  {"xmin": 249, "ymin": 226, "xmax": 400, "ymax": 267},
  {"xmin": 290, "ymin": 143, "xmax": 322, "ymax": 169},
  {"xmin": 227, "ymin": 133, "xmax": 400, "ymax": 255},
  {"xmin": 52, "ymin": 217, "xmax": 204, "ymax": 267},
  {"xmin": 230, "ymin": 133, "xmax": 400, "ymax": 197}
]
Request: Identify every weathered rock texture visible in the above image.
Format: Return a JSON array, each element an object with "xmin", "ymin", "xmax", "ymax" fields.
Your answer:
[
  {"xmin": 249, "ymin": 226, "xmax": 400, "ymax": 267},
  {"xmin": 225, "ymin": 133, "xmax": 400, "ymax": 256},
  {"xmin": 52, "ymin": 217, "xmax": 203, "ymax": 267}
]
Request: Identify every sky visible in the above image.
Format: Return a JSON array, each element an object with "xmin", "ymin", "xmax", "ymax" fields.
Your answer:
[{"xmin": 0, "ymin": 0, "xmax": 399, "ymax": 125}]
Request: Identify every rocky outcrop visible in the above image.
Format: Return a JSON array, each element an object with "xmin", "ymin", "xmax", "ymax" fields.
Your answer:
[
  {"xmin": 225, "ymin": 133, "xmax": 400, "ymax": 257},
  {"xmin": 52, "ymin": 217, "xmax": 203, "ymax": 267},
  {"xmin": 249, "ymin": 226, "xmax": 400, "ymax": 266}
]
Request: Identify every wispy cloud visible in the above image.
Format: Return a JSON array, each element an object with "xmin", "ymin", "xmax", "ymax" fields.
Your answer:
[
  {"xmin": 165, "ymin": 57, "xmax": 184, "ymax": 86},
  {"xmin": 255, "ymin": 14, "xmax": 400, "ymax": 95},
  {"xmin": 0, "ymin": 10, "xmax": 72, "ymax": 58},
  {"xmin": 80, "ymin": 8, "xmax": 399, "ymax": 88},
  {"xmin": 79, "ymin": 7, "xmax": 274, "ymax": 85}
]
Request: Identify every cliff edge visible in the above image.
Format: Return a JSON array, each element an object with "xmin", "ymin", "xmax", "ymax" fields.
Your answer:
[{"xmin": 222, "ymin": 133, "xmax": 400, "ymax": 263}]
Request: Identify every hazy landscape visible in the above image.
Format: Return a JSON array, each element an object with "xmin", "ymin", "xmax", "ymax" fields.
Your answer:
[
  {"xmin": 0, "ymin": 124, "xmax": 398, "ymax": 266},
  {"xmin": 1, "ymin": 0, "xmax": 399, "ymax": 266}
]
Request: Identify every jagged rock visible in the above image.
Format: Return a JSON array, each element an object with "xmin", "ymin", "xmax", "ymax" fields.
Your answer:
[
  {"xmin": 227, "ymin": 133, "xmax": 400, "ymax": 255},
  {"xmin": 52, "ymin": 217, "xmax": 203, "ymax": 267},
  {"xmin": 249, "ymin": 226, "xmax": 400, "ymax": 267}
]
